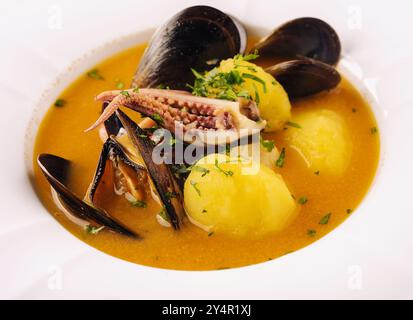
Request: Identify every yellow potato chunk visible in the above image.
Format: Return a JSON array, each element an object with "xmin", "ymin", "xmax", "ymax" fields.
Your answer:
[
  {"xmin": 184, "ymin": 154, "xmax": 297, "ymax": 238},
  {"xmin": 285, "ymin": 109, "xmax": 352, "ymax": 175},
  {"xmin": 217, "ymin": 58, "xmax": 292, "ymax": 132}
]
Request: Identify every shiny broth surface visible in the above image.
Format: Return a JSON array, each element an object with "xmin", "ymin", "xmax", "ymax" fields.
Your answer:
[{"xmin": 33, "ymin": 44, "xmax": 380, "ymax": 271}]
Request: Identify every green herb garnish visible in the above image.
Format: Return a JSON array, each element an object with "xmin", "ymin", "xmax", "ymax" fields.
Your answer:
[
  {"xmin": 189, "ymin": 68, "xmax": 246, "ymax": 101},
  {"xmin": 371, "ymin": 127, "xmax": 378, "ymax": 135},
  {"xmin": 192, "ymin": 166, "xmax": 210, "ymax": 177},
  {"xmin": 347, "ymin": 209, "xmax": 353, "ymax": 214},
  {"xmin": 253, "ymin": 83, "xmax": 261, "ymax": 105},
  {"xmin": 286, "ymin": 121, "xmax": 302, "ymax": 129},
  {"xmin": 190, "ymin": 181, "xmax": 201, "ymax": 196},
  {"xmin": 260, "ymin": 137, "xmax": 275, "ymax": 152},
  {"xmin": 276, "ymin": 148, "xmax": 286, "ymax": 168},
  {"xmin": 54, "ymin": 99, "xmax": 66, "ymax": 108},
  {"xmin": 208, "ymin": 232, "xmax": 215, "ymax": 237},
  {"xmin": 87, "ymin": 69, "xmax": 104, "ymax": 80},
  {"xmin": 298, "ymin": 197, "xmax": 308, "ymax": 205},
  {"xmin": 152, "ymin": 114, "xmax": 164, "ymax": 125},
  {"xmin": 319, "ymin": 213, "xmax": 332, "ymax": 225},
  {"xmin": 243, "ymin": 73, "xmax": 267, "ymax": 93},
  {"xmin": 215, "ymin": 159, "xmax": 234, "ymax": 177},
  {"xmin": 165, "ymin": 192, "xmax": 177, "ymax": 200},
  {"xmin": 307, "ymin": 230, "xmax": 317, "ymax": 237},
  {"xmin": 235, "ymin": 50, "xmax": 260, "ymax": 62},
  {"xmin": 116, "ymin": 80, "xmax": 125, "ymax": 90},
  {"xmin": 131, "ymin": 200, "xmax": 147, "ymax": 208},
  {"xmin": 120, "ymin": 90, "xmax": 131, "ymax": 98},
  {"xmin": 158, "ymin": 209, "xmax": 170, "ymax": 222},
  {"xmin": 168, "ymin": 138, "xmax": 177, "ymax": 146},
  {"xmin": 85, "ymin": 225, "xmax": 105, "ymax": 235}
]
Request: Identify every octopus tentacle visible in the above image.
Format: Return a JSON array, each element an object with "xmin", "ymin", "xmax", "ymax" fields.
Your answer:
[{"xmin": 86, "ymin": 89, "xmax": 266, "ymax": 144}]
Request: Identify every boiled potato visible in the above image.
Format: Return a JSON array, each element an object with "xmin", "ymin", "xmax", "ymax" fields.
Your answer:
[
  {"xmin": 285, "ymin": 109, "xmax": 352, "ymax": 175},
  {"xmin": 184, "ymin": 154, "xmax": 297, "ymax": 238},
  {"xmin": 217, "ymin": 58, "xmax": 292, "ymax": 132}
]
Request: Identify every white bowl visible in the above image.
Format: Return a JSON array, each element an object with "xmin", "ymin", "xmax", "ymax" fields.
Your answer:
[{"xmin": 1, "ymin": 0, "xmax": 413, "ymax": 300}]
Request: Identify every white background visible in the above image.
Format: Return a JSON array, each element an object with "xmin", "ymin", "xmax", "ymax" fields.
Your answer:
[{"xmin": 0, "ymin": 0, "xmax": 413, "ymax": 300}]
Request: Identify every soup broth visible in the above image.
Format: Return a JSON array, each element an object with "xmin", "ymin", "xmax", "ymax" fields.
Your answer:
[{"xmin": 33, "ymin": 43, "xmax": 380, "ymax": 271}]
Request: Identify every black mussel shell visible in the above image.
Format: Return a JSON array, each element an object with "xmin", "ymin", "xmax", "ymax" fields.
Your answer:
[
  {"xmin": 37, "ymin": 154, "xmax": 139, "ymax": 238},
  {"xmin": 116, "ymin": 109, "xmax": 185, "ymax": 230},
  {"xmin": 252, "ymin": 17, "xmax": 341, "ymax": 66},
  {"xmin": 87, "ymin": 138, "xmax": 146, "ymax": 205},
  {"xmin": 133, "ymin": 5, "xmax": 246, "ymax": 90},
  {"xmin": 266, "ymin": 59, "xmax": 341, "ymax": 99}
]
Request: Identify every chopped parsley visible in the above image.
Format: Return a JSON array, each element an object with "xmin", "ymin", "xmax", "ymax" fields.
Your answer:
[
  {"xmin": 234, "ymin": 50, "xmax": 260, "ymax": 62},
  {"xmin": 315, "ymin": 171, "xmax": 321, "ymax": 176},
  {"xmin": 87, "ymin": 69, "xmax": 104, "ymax": 80},
  {"xmin": 189, "ymin": 68, "xmax": 247, "ymax": 101},
  {"xmin": 260, "ymin": 137, "xmax": 275, "ymax": 152},
  {"xmin": 215, "ymin": 159, "xmax": 234, "ymax": 177},
  {"xmin": 115, "ymin": 80, "xmax": 125, "ymax": 90},
  {"xmin": 298, "ymin": 197, "xmax": 308, "ymax": 205},
  {"xmin": 158, "ymin": 209, "xmax": 170, "ymax": 222},
  {"xmin": 347, "ymin": 209, "xmax": 353, "ymax": 214},
  {"xmin": 168, "ymin": 138, "xmax": 177, "ymax": 146},
  {"xmin": 54, "ymin": 99, "xmax": 66, "ymax": 108},
  {"xmin": 319, "ymin": 213, "xmax": 332, "ymax": 225},
  {"xmin": 131, "ymin": 200, "xmax": 147, "ymax": 208},
  {"xmin": 85, "ymin": 225, "xmax": 105, "ymax": 235},
  {"xmin": 253, "ymin": 83, "xmax": 261, "ymax": 105},
  {"xmin": 165, "ymin": 192, "xmax": 177, "ymax": 200},
  {"xmin": 152, "ymin": 114, "xmax": 164, "ymax": 125},
  {"xmin": 286, "ymin": 121, "xmax": 302, "ymax": 129},
  {"xmin": 133, "ymin": 87, "xmax": 140, "ymax": 93},
  {"xmin": 243, "ymin": 73, "xmax": 267, "ymax": 93},
  {"xmin": 371, "ymin": 127, "xmax": 378, "ymax": 135},
  {"xmin": 208, "ymin": 232, "xmax": 215, "ymax": 237},
  {"xmin": 120, "ymin": 90, "xmax": 131, "ymax": 98},
  {"xmin": 276, "ymin": 148, "xmax": 286, "ymax": 168},
  {"xmin": 190, "ymin": 181, "xmax": 201, "ymax": 197},
  {"xmin": 202, "ymin": 209, "xmax": 208, "ymax": 214},
  {"xmin": 307, "ymin": 230, "xmax": 317, "ymax": 237},
  {"xmin": 192, "ymin": 166, "xmax": 210, "ymax": 177}
]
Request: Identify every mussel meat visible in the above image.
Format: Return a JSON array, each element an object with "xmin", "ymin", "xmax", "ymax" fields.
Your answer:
[{"xmin": 37, "ymin": 154, "xmax": 138, "ymax": 238}]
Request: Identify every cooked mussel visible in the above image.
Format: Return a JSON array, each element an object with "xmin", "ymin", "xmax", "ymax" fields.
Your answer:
[
  {"xmin": 37, "ymin": 154, "xmax": 138, "ymax": 238},
  {"xmin": 266, "ymin": 59, "xmax": 341, "ymax": 99},
  {"xmin": 85, "ymin": 137, "xmax": 147, "ymax": 209},
  {"xmin": 132, "ymin": 5, "xmax": 246, "ymax": 90},
  {"xmin": 116, "ymin": 109, "xmax": 185, "ymax": 230},
  {"xmin": 247, "ymin": 18, "xmax": 342, "ymax": 99},
  {"xmin": 251, "ymin": 17, "xmax": 341, "ymax": 66}
]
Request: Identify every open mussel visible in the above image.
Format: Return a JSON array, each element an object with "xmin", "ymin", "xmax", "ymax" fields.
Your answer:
[
  {"xmin": 37, "ymin": 154, "xmax": 138, "ymax": 238},
  {"xmin": 251, "ymin": 17, "xmax": 341, "ymax": 66},
  {"xmin": 85, "ymin": 137, "xmax": 147, "ymax": 211},
  {"xmin": 266, "ymin": 59, "xmax": 341, "ymax": 99},
  {"xmin": 133, "ymin": 5, "xmax": 246, "ymax": 90},
  {"xmin": 116, "ymin": 110, "xmax": 185, "ymax": 230}
]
